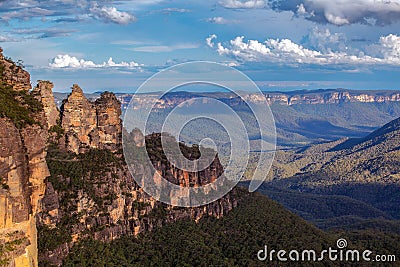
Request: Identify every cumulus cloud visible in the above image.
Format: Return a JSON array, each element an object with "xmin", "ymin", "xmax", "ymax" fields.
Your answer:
[
  {"xmin": 207, "ymin": 33, "xmax": 400, "ymax": 66},
  {"xmin": 219, "ymin": 0, "xmax": 266, "ymax": 9},
  {"xmin": 206, "ymin": 17, "xmax": 237, "ymax": 24},
  {"xmin": 90, "ymin": 4, "xmax": 136, "ymax": 24},
  {"xmin": 206, "ymin": 34, "xmax": 217, "ymax": 48},
  {"xmin": 0, "ymin": 0, "xmax": 138, "ymax": 25},
  {"xmin": 270, "ymin": 0, "xmax": 400, "ymax": 26},
  {"xmin": 303, "ymin": 27, "xmax": 348, "ymax": 53},
  {"xmin": 49, "ymin": 54, "xmax": 143, "ymax": 69}
]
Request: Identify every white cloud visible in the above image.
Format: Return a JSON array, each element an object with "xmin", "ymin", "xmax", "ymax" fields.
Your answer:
[
  {"xmin": 206, "ymin": 17, "xmax": 236, "ymax": 24},
  {"xmin": 377, "ymin": 34, "xmax": 400, "ymax": 63},
  {"xmin": 207, "ymin": 33, "xmax": 400, "ymax": 66},
  {"xmin": 206, "ymin": 34, "xmax": 217, "ymax": 48},
  {"xmin": 161, "ymin": 8, "xmax": 191, "ymax": 13},
  {"xmin": 304, "ymin": 27, "xmax": 348, "ymax": 53},
  {"xmin": 219, "ymin": 0, "xmax": 266, "ymax": 9},
  {"xmin": 49, "ymin": 54, "xmax": 143, "ymax": 69},
  {"xmin": 90, "ymin": 4, "xmax": 136, "ymax": 24},
  {"xmin": 270, "ymin": 0, "xmax": 400, "ymax": 26},
  {"xmin": 131, "ymin": 43, "xmax": 199, "ymax": 52},
  {"xmin": 296, "ymin": 4, "xmax": 307, "ymax": 16},
  {"xmin": 0, "ymin": 34, "xmax": 18, "ymax": 42}
]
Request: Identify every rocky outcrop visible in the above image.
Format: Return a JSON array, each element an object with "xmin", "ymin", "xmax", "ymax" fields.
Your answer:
[
  {"xmin": 94, "ymin": 92, "xmax": 122, "ymax": 152},
  {"xmin": 60, "ymin": 84, "xmax": 97, "ymax": 154},
  {"xmin": 144, "ymin": 133, "xmax": 222, "ymax": 187},
  {"xmin": 0, "ymin": 48, "xmax": 49, "ymax": 267},
  {"xmin": 33, "ymin": 81, "xmax": 59, "ymax": 129},
  {"xmin": 37, "ymin": 91, "xmax": 238, "ymax": 266},
  {"xmin": 0, "ymin": 48, "xmax": 31, "ymax": 92},
  {"xmin": 37, "ymin": 143, "xmax": 237, "ymax": 265},
  {"xmin": 60, "ymin": 85, "xmax": 122, "ymax": 153}
]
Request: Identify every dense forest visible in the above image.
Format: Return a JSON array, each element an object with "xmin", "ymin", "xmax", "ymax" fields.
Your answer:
[{"xmin": 60, "ymin": 190, "xmax": 399, "ymax": 266}]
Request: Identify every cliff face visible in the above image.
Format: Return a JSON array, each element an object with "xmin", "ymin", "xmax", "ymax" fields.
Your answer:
[
  {"xmin": 33, "ymin": 81, "xmax": 59, "ymax": 129},
  {"xmin": 144, "ymin": 133, "xmax": 222, "ymax": 187},
  {"xmin": 124, "ymin": 90, "xmax": 400, "ymax": 111},
  {"xmin": 94, "ymin": 92, "xmax": 122, "ymax": 152},
  {"xmin": 0, "ymin": 48, "xmax": 31, "ymax": 92},
  {"xmin": 60, "ymin": 85, "xmax": 122, "ymax": 154},
  {"xmin": 37, "ymin": 86, "xmax": 237, "ymax": 266},
  {"xmin": 0, "ymin": 49, "xmax": 49, "ymax": 267}
]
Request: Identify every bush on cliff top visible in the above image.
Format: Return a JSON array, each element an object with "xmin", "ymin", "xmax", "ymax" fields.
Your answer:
[{"xmin": 0, "ymin": 57, "xmax": 43, "ymax": 128}]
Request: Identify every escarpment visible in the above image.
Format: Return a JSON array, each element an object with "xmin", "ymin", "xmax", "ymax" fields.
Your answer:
[
  {"xmin": 0, "ymin": 48, "xmax": 49, "ymax": 267},
  {"xmin": 0, "ymin": 47, "xmax": 238, "ymax": 266},
  {"xmin": 37, "ymin": 86, "xmax": 238, "ymax": 265}
]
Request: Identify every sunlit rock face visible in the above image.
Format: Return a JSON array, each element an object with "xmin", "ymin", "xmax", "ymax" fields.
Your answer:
[
  {"xmin": 60, "ymin": 85, "xmax": 122, "ymax": 154},
  {"xmin": 33, "ymin": 81, "xmax": 60, "ymax": 129},
  {"xmin": 0, "ymin": 47, "xmax": 49, "ymax": 267}
]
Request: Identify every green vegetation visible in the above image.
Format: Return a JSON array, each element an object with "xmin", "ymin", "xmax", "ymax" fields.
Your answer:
[
  {"xmin": 38, "ymin": 225, "xmax": 72, "ymax": 252},
  {"xmin": 0, "ymin": 234, "xmax": 28, "ymax": 266},
  {"xmin": 49, "ymin": 123, "xmax": 65, "ymax": 139},
  {"xmin": 0, "ymin": 58, "xmax": 43, "ymax": 128},
  {"xmin": 145, "ymin": 133, "xmax": 215, "ymax": 163},
  {"xmin": 38, "ymin": 145, "xmax": 126, "ymax": 255},
  {"xmin": 63, "ymin": 192, "xmax": 336, "ymax": 266},
  {"xmin": 46, "ymin": 144, "xmax": 123, "ymax": 209}
]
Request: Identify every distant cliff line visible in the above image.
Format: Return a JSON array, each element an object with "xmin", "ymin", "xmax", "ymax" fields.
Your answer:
[{"xmin": 53, "ymin": 89, "xmax": 400, "ymax": 110}]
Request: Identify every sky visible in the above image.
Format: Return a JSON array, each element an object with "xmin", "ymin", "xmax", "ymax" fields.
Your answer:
[{"xmin": 1, "ymin": 0, "xmax": 400, "ymax": 92}]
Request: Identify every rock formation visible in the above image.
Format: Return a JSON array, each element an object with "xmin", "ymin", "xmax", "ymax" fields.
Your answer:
[
  {"xmin": 94, "ymin": 92, "xmax": 122, "ymax": 152},
  {"xmin": 60, "ymin": 85, "xmax": 122, "ymax": 153},
  {"xmin": 124, "ymin": 89, "xmax": 400, "ymax": 111},
  {"xmin": 0, "ymin": 48, "xmax": 31, "ymax": 92},
  {"xmin": 33, "ymin": 81, "xmax": 59, "ymax": 129},
  {"xmin": 0, "ymin": 48, "xmax": 49, "ymax": 267},
  {"xmin": 60, "ymin": 84, "xmax": 97, "ymax": 154},
  {"xmin": 0, "ymin": 48, "xmax": 239, "ymax": 266},
  {"xmin": 36, "ymin": 87, "xmax": 238, "ymax": 265}
]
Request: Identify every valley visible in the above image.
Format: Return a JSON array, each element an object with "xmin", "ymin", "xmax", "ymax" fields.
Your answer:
[{"xmin": 1, "ymin": 48, "xmax": 399, "ymax": 266}]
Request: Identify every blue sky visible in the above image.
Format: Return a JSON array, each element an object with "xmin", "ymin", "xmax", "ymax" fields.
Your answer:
[{"xmin": 1, "ymin": 0, "xmax": 400, "ymax": 92}]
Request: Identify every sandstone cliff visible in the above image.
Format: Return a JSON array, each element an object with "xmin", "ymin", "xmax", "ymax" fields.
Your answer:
[
  {"xmin": 0, "ymin": 48, "xmax": 49, "ymax": 267},
  {"xmin": 60, "ymin": 85, "xmax": 122, "ymax": 154},
  {"xmin": 36, "ymin": 86, "xmax": 237, "ymax": 265},
  {"xmin": 124, "ymin": 89, "xmax": 400, "ymax": 111},
  {"xmin": 0, "ymin": 48, "xmax": 31, "ymax": 92},
  {"xmin": 0, "ymin": 48, "xmax": 239, "ymax": 266},
  {"xmin": 33, "ymin": 81, "xmax": 59, "ymax": 129},
  {"xmin": 37, "ymin": 132, "xmax": 236, "ymax": 265}
]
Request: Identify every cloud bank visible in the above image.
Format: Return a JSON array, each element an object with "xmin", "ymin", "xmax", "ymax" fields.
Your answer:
[
  {"xmin": 219, "ymin": 0, "xmax": 266, "ymax": 9},
  {"xmin": 89, "ymin": 4, "xmax": 136, "ymax": 24},
  {"xmin": 49, "ymin": 54, "xmax": 143, "ymax": 69},
  {"xmin": 271, "ymin": 0, "xmax": 400, "ymax": 25},
  {"xmin": 0, "ymin": 0, "xmax": 137, "ymax": 25},
  {"xmin": 219, "ymin": 0, "xmax": 400, "ymax": 25},
  {"xmin": 207, "ymin": 32, "xmax": 400, "ymax": 66}
]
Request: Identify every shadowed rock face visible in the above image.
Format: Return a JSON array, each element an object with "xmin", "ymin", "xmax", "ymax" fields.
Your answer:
[
  {"xmin": 95, "ymin": 92, "xmax": 122, "ymax": 152},
  {"xmin": 60, "ymin": 85, "xmax": 122, "ymax": 154},
  {"xmin": 144, "ymin": 133, "xmax": 223, "ymax": 187},
  {"xmin": 0, "ymin": 48, "xmax": 49, "ymax": 267}
]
